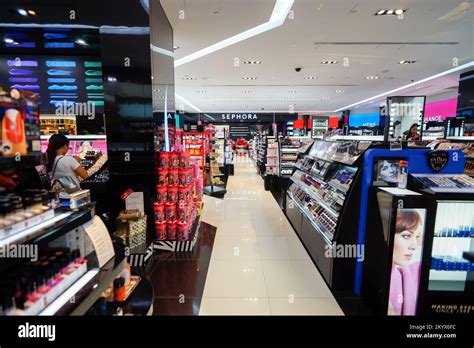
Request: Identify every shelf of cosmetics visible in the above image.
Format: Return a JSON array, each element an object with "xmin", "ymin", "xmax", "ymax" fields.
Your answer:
[
  {"xmin": 0, "ymin": 248, "xmax": 88, "ymax": 315},
  {"xmin": 0, "ymin": 190, "xmax": 57, "ymax": 240},
  {"xmin": 288, "ymin": 183, "xmax": 343, "ymax": 242},
  {"xmin": 0, "ymin": 188, "xmax": 93, "ymax": 241},
  {"xmin": 431, "ymin": 256, "xmax": 474, "ymax": 272}
]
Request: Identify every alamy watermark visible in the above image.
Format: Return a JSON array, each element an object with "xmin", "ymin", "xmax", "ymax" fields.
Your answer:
[
  {"xmin": 0, "ymin": 243, "xmax": 38, "ymax": 262},
  {"xmin": 55, "ymin": 101, "xmax": 95, "ymax": 119},
  {"xmin": 324, "ymin": 243, "xmax": 364, "ymax": 262}
]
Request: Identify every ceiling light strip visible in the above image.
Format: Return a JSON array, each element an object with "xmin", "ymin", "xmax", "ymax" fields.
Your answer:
[
  {"xmin": 150, "ymin": 44, "xmax": 174, "ymax": 57},
  {"xmin": 175, "ymin": 0, "xmax": 294, "ymax": 67},
  {"xmin": 334, "ymin": 61, "xmax": 474, "ymax": 112}
]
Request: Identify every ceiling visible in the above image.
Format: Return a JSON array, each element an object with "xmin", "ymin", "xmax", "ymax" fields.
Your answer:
[{"xmin": 161, "ymin": 0, "xmax": 474, "ymax": 114}]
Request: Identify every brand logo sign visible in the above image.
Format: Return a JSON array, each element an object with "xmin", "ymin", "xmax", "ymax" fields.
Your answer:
[
  {"xmin": 221, "ymin": 113, "xmax": 258, "ymax": 120},
  {"xmin": 427, "ymin": 151, "xmax": 449, "ymax": 172}
]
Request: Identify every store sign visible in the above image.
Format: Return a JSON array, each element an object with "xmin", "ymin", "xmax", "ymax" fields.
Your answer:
[
  {"xmin": 200, "ymin": 113, "xmax": 276, "ymax": 123},
  {"xmin": 221, "ymin": 113, "xmax": 258, "ymax": 120},
  {"xmin": 427, "ymin": 151, "xmax": 449, "ymax": 172},
  {"xmin": 424, "ymin": 98, "xmax": 458, "ymax": 122}
]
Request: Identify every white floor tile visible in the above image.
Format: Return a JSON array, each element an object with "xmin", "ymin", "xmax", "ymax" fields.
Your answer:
[
  {"xmin": 211, "ymin": 235, "xmax": 260, "ymax": 260},
  {"xmin": 261, "ymin": 259, "xmax": 334, "ymax": 298},
  {"xmin": 257, "ymin": 235, "xmax": 311, "ymax": 261},
  {"xmin": 200, "ymin": 297, "xmax": 271, "ymax": 315},
  {"xmin": 268, "ymin": 297, "xmax": 344, "ymax": 315},
  {"xmin": 203, "ymin": 259, "xmax": 268, "ymax": 297}
]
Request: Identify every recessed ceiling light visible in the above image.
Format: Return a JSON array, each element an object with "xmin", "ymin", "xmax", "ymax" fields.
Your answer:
[
  {"xmin": 194, "ymin": 90, "xmax": 206, "ymax": 93},
  {"xmin": 321, "ymin": 60, "xmax": 338, "ymax": 65},
  {"xmin": 107, "ymin": 76, "xmax": 117, "ymax": 82},
  {"xmin": 322, "ymin": 97, "xmax": 330, "ymax": 100},
  {"xmin": 17, "ymin": 8, "xmax": 28, "ymax": 16},
  {"xmin": 366, "ymin": 76, "xmax": 379, "ymax": 80},
  {"xmin": 288, "ymin": 90, "xmax": 297, "ymax": 93},
  {"xmin": 183, "ymin": 76, "xmax": 196, "ymax": 80},
  {"xmin": 4, "ymin": 38, "xmax": 14, "ymax": 44},
  {"xmin": 243, "ymin": 76, "xmax": 257, "ymax": 80},
  {"xmin": 27, "ymin": 9, "xmax": 36, "ymax": 16},
  {"xmin": 335, "ymin": 89, "xmax": 344, "ymax": 93},
  {"xmin": 242, "ymin": 90, "xmax": 253, "ymax": 93},
  {"xmin": 153, "ymin": 89, "xmax": 161, "ymax": 92},
  {"xmin": 304, "ymin": 76, "xmax": 317, "ymax": 80},
  {"xmin": 244, "ymin": 60, "xmax": 261, "ymax": 65},
  {"xmin": 75, "ymin": 39, "xmax": 88, "ymax": 46},
  {"xmin": 173, "ymin": 45, "xmax": 179, "ymax": 50},
  {"xmin": 375, "ymin": 9, "xmax": 406, "ymax": 16},
  {"xmin": 399, "ymin": 60, "xmax": 416, "ymax": 64}
]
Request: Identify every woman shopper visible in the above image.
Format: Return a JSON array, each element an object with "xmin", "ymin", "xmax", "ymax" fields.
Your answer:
[{"xmin": 46, "ymin": 134, "xmax": 88, "ymax": 187}]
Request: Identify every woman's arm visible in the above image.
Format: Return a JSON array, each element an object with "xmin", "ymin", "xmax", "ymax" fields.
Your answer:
[{"xmin": 74, "ymin": 166, "xmax": 89, "ymax": 180}]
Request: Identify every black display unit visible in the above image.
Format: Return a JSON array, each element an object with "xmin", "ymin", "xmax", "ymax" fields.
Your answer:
[{"xmin": 285, "ymin": 139, "xmax": 371, "ymax": 290}]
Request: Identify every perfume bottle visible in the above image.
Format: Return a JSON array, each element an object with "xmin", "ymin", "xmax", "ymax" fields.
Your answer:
[{"xmin": 398, "ymin": 160, "xmax": 408, "ymax": 189}]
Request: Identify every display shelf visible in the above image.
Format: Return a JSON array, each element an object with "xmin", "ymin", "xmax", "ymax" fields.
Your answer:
[
  {"xmin": 294, "ymin": 164, "xmax": 326, "ymax": 185},
  {"xmin": 69, "ymin": 242, "xmax": 127, "ymax": 315},
  {"xmin": 39, "ymin": 269, "xmax": 100, "ymax": 315},
  {"xmin": 36, "ymin": 240, "xmax": 127, "ymax": 316},
  {"xmin": 289, "ymin": 192, "xmax": 333, "ymax": 245},
  {"xmin": 290, "ymin": 176, "xmax": 339, "ymax": 218},
  {"xmin": 0, "ymin": 207, "xmax": 94, "ymax": 248}
]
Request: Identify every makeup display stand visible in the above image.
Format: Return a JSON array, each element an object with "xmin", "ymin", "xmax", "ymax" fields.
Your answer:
[
  {"xmin": 153, "ymin": 214, "xmax": 202, "ymax": 252},
  {"xmin": 285, "ymin": 139, "xmax": 371, "ymax": 290},
  {"xmin": 0, "ymin": 202, "xmax": 128, "ymax": 316}
]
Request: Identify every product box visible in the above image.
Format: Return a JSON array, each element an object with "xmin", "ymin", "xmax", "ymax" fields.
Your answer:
[{"xmin": 115, "ymin": 210, "xmax": 147, "ymax": 249}]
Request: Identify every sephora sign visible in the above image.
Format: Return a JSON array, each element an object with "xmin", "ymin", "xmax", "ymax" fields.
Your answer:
[{"xmin": 202, "ymin": 113, "xmax": 276, "ymax": 123}]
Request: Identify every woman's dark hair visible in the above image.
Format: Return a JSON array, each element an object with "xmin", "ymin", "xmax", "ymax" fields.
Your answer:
[
  {"xmin": 396, "ymin": 210, "xmax": 422, "ymax": 234},
  {"xmin": 46, "ymin": 134, "xmax": 69, "ymax": 172},
  {"xmin": 409, "ymin": 123, "xmax": 419, "ymax": 133}
]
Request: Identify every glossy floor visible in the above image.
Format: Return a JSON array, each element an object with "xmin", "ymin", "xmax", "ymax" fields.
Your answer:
[{"xmin": 199, "ymin": 159, "xmax": 344, "ymax": 315}]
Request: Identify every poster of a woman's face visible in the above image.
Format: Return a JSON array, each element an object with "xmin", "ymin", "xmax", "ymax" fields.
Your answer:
[
  {"xmin": 388, "ymin": 208, "xmax": 425, "ymax": 316},
  {"xmin": 375, "ymin": 159, "xmax": 399, "ymax": 185}
]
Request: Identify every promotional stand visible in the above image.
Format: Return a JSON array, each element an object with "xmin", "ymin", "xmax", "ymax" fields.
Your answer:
[{"xmin": 360, "ymin": 148, "xmax": 473, "ymax": 316}]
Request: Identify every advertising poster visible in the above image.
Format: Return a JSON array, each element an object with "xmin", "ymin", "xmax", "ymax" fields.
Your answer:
[
  {"xmin": 373, "ymin": 159, "xmax": 400, "ymax": 186},
  {"xmin": 388, "ymin": 208, "xmax": 426, "ymax": 316}
]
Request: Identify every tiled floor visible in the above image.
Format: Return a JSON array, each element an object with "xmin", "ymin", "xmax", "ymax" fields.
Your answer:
[{"xmin": 199, "ymin": 159, "xmax": 344, "ymax": 315}]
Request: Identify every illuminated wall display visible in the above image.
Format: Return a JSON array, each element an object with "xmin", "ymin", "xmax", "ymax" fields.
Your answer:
[{"xmin": 386, "ymin": 96, "xmax": 426, "ymax": 141}]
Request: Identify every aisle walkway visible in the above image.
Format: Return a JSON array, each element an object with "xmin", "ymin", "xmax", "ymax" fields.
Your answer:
[{"xmin": 199, "ymin": 158, "xmax": 344, "ymax": 315}]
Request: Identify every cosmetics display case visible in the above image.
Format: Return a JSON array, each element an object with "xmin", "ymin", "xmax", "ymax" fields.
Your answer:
[
  {"xmin": 0, "ymin": 199, "xmax": 128, "ymax": 316},
  {"xmin": 265, "ymin": 137, "xmax": 279, "ymax": 176},
  {"xmin": 285, "ymin": 139, "xmax": 371, "ymax": 289},
  {"xmin": 279, "ymin": 136, "xmax": 313, "ymax": 177},
  {"xmin": 254, "ymin": 133, "xmax": 267, "ymax": 175},
  {"xmin": 360, "ymin": 148, "xmax": 473, "ymax": 315}
]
